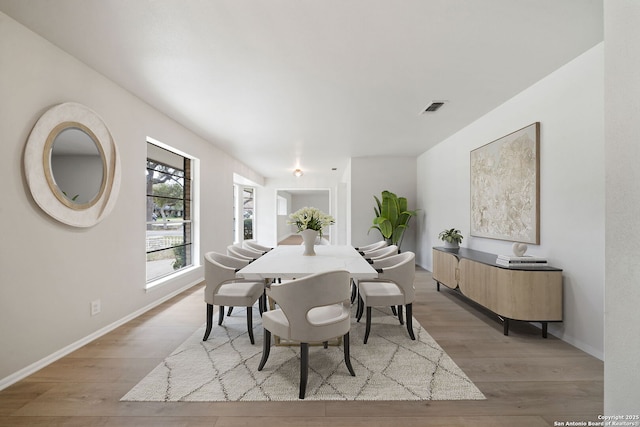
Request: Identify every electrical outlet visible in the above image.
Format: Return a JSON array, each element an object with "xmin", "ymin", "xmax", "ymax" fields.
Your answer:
[{"xmin": 90, "ymin": 299, "xmax": 101, "ymax": 316}]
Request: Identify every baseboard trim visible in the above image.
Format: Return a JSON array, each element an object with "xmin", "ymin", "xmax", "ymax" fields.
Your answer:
[{"xmin": 0, "ymin": 279, "xmax": 201, "ymax": 391}]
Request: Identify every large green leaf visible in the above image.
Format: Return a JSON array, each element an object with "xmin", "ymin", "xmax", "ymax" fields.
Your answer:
[{"xmin": 369, "ymin": 190, "xmax": 420, "ymax": 249}]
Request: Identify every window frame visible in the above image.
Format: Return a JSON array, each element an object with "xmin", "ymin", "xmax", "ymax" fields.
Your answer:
[
  {"xmin": 145, "ymin": 138, "xmax": 198, "ymax": 288},
  {"xmin": 233, "ymin": 183, "xmax": 256, "ymax": 244}
]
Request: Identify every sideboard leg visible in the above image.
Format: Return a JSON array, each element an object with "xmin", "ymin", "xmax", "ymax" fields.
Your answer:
[
  {"xmin": 542, "ymin": 322, "xmax": 548, "ymax": 338},
  {"xmin": 503, "ymin": 318, "xmax": 509, "ymax": 336},
  {"xmin": 436, "ymin": 281, "xmax": 440, "ymax": 292}
]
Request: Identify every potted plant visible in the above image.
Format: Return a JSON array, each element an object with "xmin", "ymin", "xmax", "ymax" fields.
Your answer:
[
  {"xmin": 369, "ymin": 190, "xmax": 419, "ymax": 251},
  {"xmin": 439, "ymin": 228, "xmax": 463, "ymax": 249}
]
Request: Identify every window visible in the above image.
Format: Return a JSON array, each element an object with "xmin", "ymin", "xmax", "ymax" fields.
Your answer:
[
  {"xmin": 277, "ymin": 195, "xmax": 288, "ymax": 215},
  {"xmin": 146, "ymin": 142, "xmax": 193, "ymax": 283},
  {"xmin": 243, "ymin": 187, "xmax": 254, "ymax": 241},
  {"xmin": 233, "ymin": 183, "xmax": 255, "ymax": 243}
]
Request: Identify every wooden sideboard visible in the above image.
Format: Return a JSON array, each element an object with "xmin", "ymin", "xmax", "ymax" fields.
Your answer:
[{"xmin": 432, "ymin": 247, "xmax": 563, "ymax": 338}]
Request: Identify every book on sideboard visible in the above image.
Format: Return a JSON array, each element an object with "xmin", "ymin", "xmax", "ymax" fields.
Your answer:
[
  {"xmin": 496, "ymin": 255, "xmax": 548, "ymax": 267},
  {"xmin": 497, "ymin": 254, "xmax": 548, "ymax": 262}
]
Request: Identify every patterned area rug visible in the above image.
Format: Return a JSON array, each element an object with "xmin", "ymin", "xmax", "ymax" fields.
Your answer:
[{"xmin": 121, "ymin": 305, "xmax": 485, "ymax": 401}]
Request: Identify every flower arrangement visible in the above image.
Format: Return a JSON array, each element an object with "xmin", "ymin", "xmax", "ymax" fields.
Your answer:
[{"xmin": 288, "ymin": 207, "xmax": 335, "ymax": 237}]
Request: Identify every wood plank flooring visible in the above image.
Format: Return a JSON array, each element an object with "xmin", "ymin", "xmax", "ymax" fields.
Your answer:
[{"xmin": 0, "ymin": 267, "xmax": 603, "ymax": 426}]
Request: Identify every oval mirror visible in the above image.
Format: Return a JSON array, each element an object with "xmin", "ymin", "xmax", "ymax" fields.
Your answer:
[
  {"xmin": 44, "ymin": 123, "xmax": 107, "ymax": 209},
  {"xmin": 24, "ymin": 102, "xmax": 121, "ymax": 227}
]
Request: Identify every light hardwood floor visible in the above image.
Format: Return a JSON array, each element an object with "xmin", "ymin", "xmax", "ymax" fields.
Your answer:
[{"xmin": 0, "ymin": 267, "xmax": 603, "ymax": 426}]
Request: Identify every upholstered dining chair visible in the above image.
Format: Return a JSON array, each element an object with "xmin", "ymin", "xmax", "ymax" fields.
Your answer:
[
  {"xmin": 257, "ymin": 270, "xmax": 356, "ymax": 399},
  {"xmin": 356, "ymin": 251, "xmax": 416, "ymax": 344},
  {"xmin": 354, "ymin": 240, "xmax": 388, "ymax": 254},
  {"xmin": 203, "ymin": 252, "xmax": 264, "ymax": 344},
  {"xmin": 351, "ymin": 244, "xmax": 398, "ymax": 303},
  {"xmin": 243, "ymin": 240, "xmax": 273, "ymax": 253},
  {"xmin": 227, "ymin": 244, "xmax": 263, "ymax": 261},
  {"xmin": 361, "ymin": 244, "xmax": 398, "ymax": 262}
]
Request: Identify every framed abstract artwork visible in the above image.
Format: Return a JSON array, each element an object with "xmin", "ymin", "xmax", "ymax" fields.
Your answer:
[{"xmin": 470, "ymin": 122, "xmax": 540, "ymax": 244}]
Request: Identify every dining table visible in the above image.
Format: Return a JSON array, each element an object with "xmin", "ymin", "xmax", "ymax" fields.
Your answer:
[{"xmin": 236, "ymin": 244, "xmax": 379, "ymax": 281}]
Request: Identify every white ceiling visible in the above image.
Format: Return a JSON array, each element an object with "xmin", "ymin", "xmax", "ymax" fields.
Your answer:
[{"xmin": 0, "ymin": 0, "xmax": 603, "ymax": 180}]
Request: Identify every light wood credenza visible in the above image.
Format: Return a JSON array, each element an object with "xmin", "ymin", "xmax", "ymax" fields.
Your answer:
[{"xmin": 432, "ymin": 247, "xmax": 563, "ymax": 338}]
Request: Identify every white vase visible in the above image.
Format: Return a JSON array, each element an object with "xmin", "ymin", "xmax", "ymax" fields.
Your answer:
[{"xmin": 301, "ymin": 229, "xmax": 318, "ymax": 256}]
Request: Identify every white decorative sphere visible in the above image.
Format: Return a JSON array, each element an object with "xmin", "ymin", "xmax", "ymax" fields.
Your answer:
[{"xmin": 512, "ymin": 243, "xmax": 528, "ymax": 257}]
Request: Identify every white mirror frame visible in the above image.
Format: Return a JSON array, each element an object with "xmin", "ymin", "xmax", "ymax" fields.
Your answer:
[{"xmin": 25, "ymin": 102, "xmax": 121, "ymax": 227}]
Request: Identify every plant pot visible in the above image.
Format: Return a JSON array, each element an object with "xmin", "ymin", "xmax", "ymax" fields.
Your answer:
[
  {"xmin": 301, "ymin": 229, "xmax": 318, "ymax": 256},
  {"xmin": 443, "ymin": 241, "xmax": 459, "ymax": 250}
]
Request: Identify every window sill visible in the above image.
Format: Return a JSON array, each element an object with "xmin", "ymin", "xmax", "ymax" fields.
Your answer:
[{"xmin": 145, "ymin": 265, "xmax": 201, "ymax": 291}]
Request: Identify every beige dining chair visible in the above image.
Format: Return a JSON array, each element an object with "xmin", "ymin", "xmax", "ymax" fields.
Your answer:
[
  {"xmin": 243, "ymin": 240, "xmax": 273, "ymax": 253},
  {"xmin": 361, "ymin": 244, "xmax": 398, "ymax": 261},
  {"xmin": 203, "ymin": 252, "xmax": 265, "ymax": 344},
  {"xmin": 227, "ymin": 244, "xmax": 263, "ymax": 261},
  {"xmin": 257, "ymin": 270, "xmax": 356, "ymax": 399},
  {"xmin": 356, "ymin": 251, "xmax": 416, "ymax": 344},
  {"xmin": 351, "ymin": 244, "xmax": 397, "ymax": 303},
  {"xmin": 354, "ymin": 240, "xmax": 388, "ymax": 254}
]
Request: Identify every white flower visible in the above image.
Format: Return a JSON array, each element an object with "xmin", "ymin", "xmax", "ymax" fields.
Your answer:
[{"xmin": 287, "ymin": 207, "xmax": 335, "ymax": 236}]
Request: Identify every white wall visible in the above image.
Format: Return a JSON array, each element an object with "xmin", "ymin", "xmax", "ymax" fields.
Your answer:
[
  {"xmin": 604, "ymin": 1, "xmax": 640, "ymax": 414},
  {"xmin": 350, "ymin": 157, "xmax": 418, "ymax": 251},
  {"xmin": 290, "ymin": 193, "xmax": 330, "ymax": 214},
  {"xmin": 417, "ymin": 44, "xmax": 605, "ymax": 359},
  {"xmin": 0, "ymin": 12, "xmax": 263, "ymax": 385}
]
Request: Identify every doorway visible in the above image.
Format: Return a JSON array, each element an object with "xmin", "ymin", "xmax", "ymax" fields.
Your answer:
[{"xmin": 276, "ymin": 188, "xmax": 331, "ymax": 244}]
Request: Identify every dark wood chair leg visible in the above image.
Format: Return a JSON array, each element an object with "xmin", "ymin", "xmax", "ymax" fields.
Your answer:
[
  {"xmin": 299, "ymin": 343, "xmax": 309, "ymax": 399},
  {"xmin": 356, "ymin": 294, "xmax": 364, "ymax": 322},
  {"xmin": 343, "ymin": 332, "xmax": 356, "ymax": 376},
  {"xmin": 258, "ymin": 329, "xmax": 271, "ymax": 371},
  {"xmin": 406, "ymin": 303, "xmax": 416, "ymax": 340},
  {"xmin": 364, "ymin": 306, "xmax": 372, "ymax": 344},
  {"xmin": 258, "ymin": 294, "xmax": 264, "ymax": 316},
  {"xmin": 323, "ymin": 341, "xmax": 328, "ymax": 349},
  {"xmin": 246, "ymin": 306, "xmax": 255, "ymax": 345},
  {"xmin": 218, "ymin": 305, "xmax": 225, "ymax": 325},
  {"xmin": 261, "ymin": 291, "xmax": 268, "ymax": 313},
  {"xmin": 227, "ymin": 306, "xmax": 234, "ymax": 316},
  {"xmin": 350, "ymin": 279, "xmax": 357, "ymax": 304},
  {"xmin": 203, "ymin": 303, "xmax": 213, "ymax": 341},
  {"xmin": 397, "ymin": 305, "xmax": 404, "ymax": 325},
  {"xmin": 390, "ymin": 306, "xmax": 397, "ymax": 316}
]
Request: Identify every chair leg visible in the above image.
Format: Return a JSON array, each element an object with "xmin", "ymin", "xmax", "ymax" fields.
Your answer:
[
  {"xmin": 299, "ymin": 342, "xmax": 309, "ymax": 399},
  {"xmin": 218, "ymin": 305, "xmax": 225, "ymax": 325},
  {"xmin": 343, "ymin": 332, "xmax": 356, "ymax": 376},
  {"xmin": 258, "ymin": 294, "xmax": 264, "ymax": 316},
  {"xmin": 323, "ymin": 341, "xmax": 328, "ymax": 349},
  {"xmin": 390, "ymin": 306, "xmax": 398, "ymax": 316},
  {"xmin": 364, "ymin": 306, "xmax": 372, "ymax": 344},
  {"xmin": 258, "ymin": 329, "xmax": 271, "ymax": 371},
  {"xmin": 356, "ymin": 294, "xmax": 364, "ymax": 322},
  {"xmin": 203, "ymin": 304, "xmax": 213, "ymax": 341},
  {"xmin": 397, "ymin": 305, "xmax": 404, "ymax": 325},
  {"xmin": 227, "ymin": 306, "xmax": 234, "ymax": 317},
  {"xmin": 350, "ymin": 279, "xmax": 357, "ymax": 304},
  {"xmin": 261, "ymin": 291, "xmax": 268, "ymax": 313},
  {"xmin": 406, "ymin": 303, "xmax": 416, "ymax": 340},
  {"xmin": 246, "ymin": 306, "xmax": 255, "ymax": 345}
]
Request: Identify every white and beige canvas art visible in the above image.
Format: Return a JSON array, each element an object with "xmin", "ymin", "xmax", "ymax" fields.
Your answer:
[{"xmin": 470, "ymin": 122, "xmax": 540, "ymax": 244}]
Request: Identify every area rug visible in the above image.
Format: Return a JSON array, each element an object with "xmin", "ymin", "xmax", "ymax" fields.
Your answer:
[{"xmin": 121, "ymin": 305, "xmax": 485, "ymax": 401}]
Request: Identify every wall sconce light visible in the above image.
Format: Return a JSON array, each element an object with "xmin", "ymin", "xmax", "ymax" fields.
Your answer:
[{"xmin": 293, "ymin": 168, "xmax": 303, "ymax": 177}]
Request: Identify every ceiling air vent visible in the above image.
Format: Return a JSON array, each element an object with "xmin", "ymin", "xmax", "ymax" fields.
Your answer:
[{"xmin": 421, "ymin": 101, "xmax": 446, "ymax": 114}]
